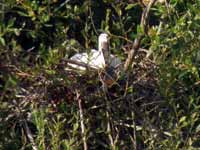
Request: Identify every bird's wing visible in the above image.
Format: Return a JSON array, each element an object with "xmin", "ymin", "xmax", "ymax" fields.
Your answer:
[
  {"xmin": 68, "ymin": 53, "xmax": 89, "ymax": 70},
  {"xmin": 69, "ymin": 49, "xmax": 105, "ymax": 70},
  {"xmin": 70, "ymin": 53, "xmax": 88, "ymax": 62},
  {"xmin": 87, "ymin": 49, "xmax": 105, "ymax": 69}
]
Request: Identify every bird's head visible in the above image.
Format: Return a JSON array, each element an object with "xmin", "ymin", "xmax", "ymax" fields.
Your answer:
[{"xmin": 98, "ymin": 33, "xmax": 109, "ymax": 43}]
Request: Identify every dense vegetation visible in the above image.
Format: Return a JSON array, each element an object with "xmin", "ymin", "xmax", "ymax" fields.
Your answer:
[{"xmin": 0, "ymin": 0, "xmax": 200, "ymax": 149}]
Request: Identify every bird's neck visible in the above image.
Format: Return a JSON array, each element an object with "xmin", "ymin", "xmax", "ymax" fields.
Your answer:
[{"xmin": 99, "ymin": 41, "xmax": 110, "ymax": 66}]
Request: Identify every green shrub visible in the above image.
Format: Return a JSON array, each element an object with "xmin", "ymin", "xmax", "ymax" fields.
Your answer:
[{"xmin": 1, "ymin": 0, "xmax": 200, "ymax": 149}]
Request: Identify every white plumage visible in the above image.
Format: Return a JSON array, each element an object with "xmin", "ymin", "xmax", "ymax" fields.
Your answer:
[{"xmin": 68, "ymin": 33, "xmax": 121, "ymax": 70}]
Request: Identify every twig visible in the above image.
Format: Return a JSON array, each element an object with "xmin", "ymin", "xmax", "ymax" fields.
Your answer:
[
  {"xmin": 109, "ymin": 33, "xmax": 134, "ymax": 44},
  {"xmin": 124, "ymin": 36, "xmax": 143, "ymax": 71},
  {"xmin": 88, "ymin": 1, "xmax": 98, "ymax": 35},
  {"xmin": 54, "ymin": 0, "xmax": 71, "ymax": 12},
  {"xmin": 132, "ymin": 111, "xmax": 137, "ymax": 150},
  {"xmin": 76, "ymin": 90, "xmax": 88, "ymax": 150},
  {"xmin": 107, "ymin": 114, "xmax": 115, "ymax": 149},
  {"xmin": 0, "ymin": 0, "xmax": 5, "ymax": 21},
  {"xmin": 147, "ymin": 0, "xmax": 169, "ymax": 58},
  {"xmin": 124, "ymin": 0, "xmax": 157, "ymax": 71},
  {"xmin": 23, "ymin": 121, "xmax": 38, "ymax": 150}
]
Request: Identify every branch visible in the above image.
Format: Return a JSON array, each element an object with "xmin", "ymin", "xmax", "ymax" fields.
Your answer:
[{"xmin": 124, "ymin": 0, "xmax": 157, "ymax": 71}]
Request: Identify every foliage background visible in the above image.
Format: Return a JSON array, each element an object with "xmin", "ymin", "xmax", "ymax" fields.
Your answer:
[{"xmin": 0, "ymin": 0, "xmax": 200, "ymax": 149}]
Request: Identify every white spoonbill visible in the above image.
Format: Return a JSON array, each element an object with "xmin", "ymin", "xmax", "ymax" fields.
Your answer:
[{"xmin": 68, "ymin": 33, "xmax": 121, "ymax": 70}]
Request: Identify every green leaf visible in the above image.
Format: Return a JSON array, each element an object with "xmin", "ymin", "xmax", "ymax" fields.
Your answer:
[
  {"xmin": 195, "ymin": 124, "xmax": 200, "ymax": 132},
  {"xmin": 16, "ymin": 11, "xmax": 29, "ymax": 17},
  {"xmin": 0, "ymin": 37, "xmax": 5, "ymax": 46},
  {"xmin": 163, "ymin": 131, "xmax": 173, "ymax": 137},
  {"xmin": 179, "ymin": 116, "xmax": 186, "ymax": 124},
  {"xmin": 125, "ymin": 4, "xmax": 138, "ymax": 10}
]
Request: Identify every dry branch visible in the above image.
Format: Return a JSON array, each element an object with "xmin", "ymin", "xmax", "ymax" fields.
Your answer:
[{"xmin": 124, "ymin": 0, "xmax": 157, "ymax": 71}]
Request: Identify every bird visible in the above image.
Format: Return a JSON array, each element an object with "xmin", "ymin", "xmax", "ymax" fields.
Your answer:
[{"xmin": 67, "ymin": 33, "xmax": 122, "ymax": 71}]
